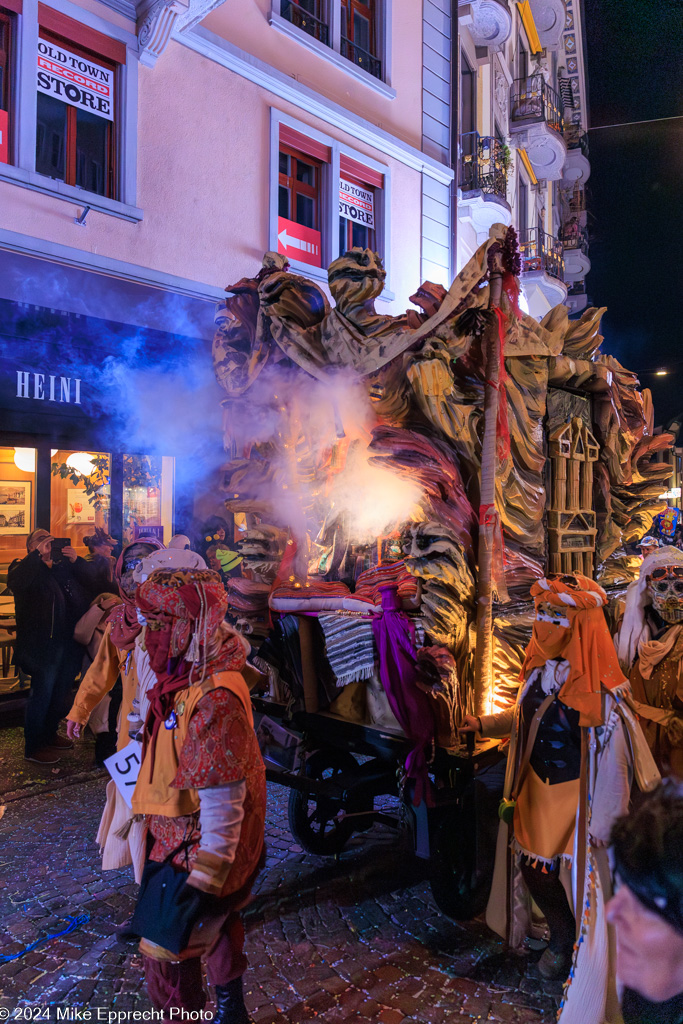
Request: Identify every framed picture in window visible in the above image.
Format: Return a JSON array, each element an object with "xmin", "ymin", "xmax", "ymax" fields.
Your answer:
[{"xmin": 0, "ymin": 481, "xmax": 31, "ymax": 534}]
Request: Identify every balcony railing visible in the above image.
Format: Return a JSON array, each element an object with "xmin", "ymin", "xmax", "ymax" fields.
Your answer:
[
  {"xmin": 561, "ymin": 225, "xmax": 589, "ymax": 253},
  {"xmin": 460, "ymin": 133, "xmax": 508, "ymax": 200},
  {"xmin": 519, "ymin": 228, "xmax": 565, "ymax": 281},
  {"xmin": 564, "ymin": 124, "xmax": 589, "ymax": 156},
  {"xmin": 568, "ymin": 281, "xmax": 587, "ymax": 297},
  {"xmin": 340, "ymin": 36, "xmax": 382, "ymax": 79},
  {"xmin": 566, "ymin": 185, "xmax": 586, "ymax": 214},
  {"xmin": 510, "ymin": 74, "xmax": 564, "ymax": 136},
  {"xmin": 281, "ymin": 0, "xmax": 329, "ymax": 45}
]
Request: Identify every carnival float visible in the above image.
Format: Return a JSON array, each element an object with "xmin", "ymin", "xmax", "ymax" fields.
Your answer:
[{"xmin": 207, "ymin": 224, "xmax": 672, "ymax": 917}]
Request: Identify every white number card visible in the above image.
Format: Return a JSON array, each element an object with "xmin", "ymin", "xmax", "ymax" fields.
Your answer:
[{"xmin": 104, "ymin": 739, "xmax": 143, "ymax": 808}]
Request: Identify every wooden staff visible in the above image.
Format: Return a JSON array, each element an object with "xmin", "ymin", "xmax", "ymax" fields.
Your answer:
[{"xmin": 473, "ymin": 264, "xmax": 504, "ymax": 718}]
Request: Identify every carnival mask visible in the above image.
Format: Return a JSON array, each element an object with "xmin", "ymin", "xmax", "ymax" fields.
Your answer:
[{"xmin": 647, "ymin": 565, "xmax": 683, "ymax": 623}]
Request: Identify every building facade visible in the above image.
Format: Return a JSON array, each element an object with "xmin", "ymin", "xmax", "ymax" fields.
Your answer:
[
  {"xmin": 0, "ymin": 0, "xmax": 591, "ymax": 567},
  {"xmin": 457, "ymin": 0, "xmax": 591, "ymax": 318}
]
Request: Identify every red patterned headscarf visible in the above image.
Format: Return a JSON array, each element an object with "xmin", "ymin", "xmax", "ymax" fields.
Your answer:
[
  {"xmin": 108, "ymin": 538, "xmax": 165, "ymax": 651},
  {"xmin": 137, "ymin": 568, "xmax": 249, "ymax": 766},
  {"xmin": 521, "ymin": 573, "xmax": 625, "ymax": 726}
]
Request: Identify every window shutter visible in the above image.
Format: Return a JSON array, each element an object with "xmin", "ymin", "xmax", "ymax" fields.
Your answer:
[
  {"xmin": 279, "ymin": 124, "xmax": 330, "ymax": 163},
  {"xmin": 38, "ymin": 4, "xmax": 127, "ymax": 63},
  {"xmin": 340, "ymin": 153, "xmax": 383, "ymax": 188}
]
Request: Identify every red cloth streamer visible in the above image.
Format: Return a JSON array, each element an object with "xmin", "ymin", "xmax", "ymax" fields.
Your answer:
[
  {"xmin": 503, "ymin": 271, "xmax": 522, "ymax": 319},
  {"xmin": 492, "ymin": 307, "xmax": 511, "ymax": 463},
  {"xmin": 479, "ymin": 503, "xmax": 497, "ymax": 527}
]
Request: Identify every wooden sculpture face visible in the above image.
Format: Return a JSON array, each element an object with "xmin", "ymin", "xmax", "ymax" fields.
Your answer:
[{"xmin": 327, "ymin": 248, "xmax": 386, "ymax": 315}]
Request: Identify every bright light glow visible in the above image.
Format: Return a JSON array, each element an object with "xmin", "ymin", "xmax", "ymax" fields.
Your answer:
[
  {"xmin": 659, "ymin": 488, "xmax": 682, "ymax": 500},
  {"xmin": 328, "ymin": 448, "xmax": 423, "ymax": 542},
  {"xmin": 518, "ymin": 289, "xmax": 531, "ymax": 316},
  {"xmin": 66, "ymin": 452, "xmax": 95, "ymax": 476},
  {"xmin": 13, "ymin": 448, "xmax": 57, "ymax": 472},
  {"xmin": 13, "ymin": 448, "xmax": 36, "ymax": 473},
  {"xmin": 656, "ymin": 369, "xmax": 668, "ymax": 376}
]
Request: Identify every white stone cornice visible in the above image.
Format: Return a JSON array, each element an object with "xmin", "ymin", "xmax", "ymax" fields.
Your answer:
[{"xmin": 174, "ymin": 25, "xmax": 455, "ymax": 185}]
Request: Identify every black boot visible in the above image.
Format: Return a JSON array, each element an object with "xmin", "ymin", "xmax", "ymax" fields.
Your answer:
[{"xmin": 214, "ymin": 977, "xmax": 253, "ymax": 1024}]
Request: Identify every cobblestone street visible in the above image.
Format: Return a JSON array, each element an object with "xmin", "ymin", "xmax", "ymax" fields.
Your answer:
[{"xmin": 0, "ymin": 728, "xmax": 560, "ymax": 1023}]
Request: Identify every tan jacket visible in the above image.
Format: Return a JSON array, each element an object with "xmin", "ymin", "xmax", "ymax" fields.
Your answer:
[{"xmin": 67, "ymin": 622, "xmax": 138, "ymax": 752}]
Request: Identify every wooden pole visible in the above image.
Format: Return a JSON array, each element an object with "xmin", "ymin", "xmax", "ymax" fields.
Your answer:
[{"xmin": 473, "ymin": 267, "xmax": 504, "ymax": 718}]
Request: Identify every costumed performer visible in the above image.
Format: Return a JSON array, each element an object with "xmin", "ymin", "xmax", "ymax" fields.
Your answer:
[
  {"xmin": 130, "ymin": 567, "xmax": 265, "ymax": 1024},
  {"xmin": 66, "ymin": 539, "xmax": 164, "ymax": 878},
  {"xmin": 616, "ymin": 546, "xmax": 683, "ymax": 778},
  {"xmin": 460, "ymin": 573, "xmax": 659, "ymax": 1024}
]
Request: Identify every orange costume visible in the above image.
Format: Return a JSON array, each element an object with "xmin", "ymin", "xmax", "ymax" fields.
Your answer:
[{"xmin": 482, "ymin": 574, "xmax": 659, "ymax": 1024}]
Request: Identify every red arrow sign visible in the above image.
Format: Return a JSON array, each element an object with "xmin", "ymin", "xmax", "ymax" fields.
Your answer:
[
  {"xmin": 277, "ymin": 217, "xmax": 322, "ymax": 268},
  {"xmin": 0, "ymin": 110, "xmax": 8, "ymax": 165}
]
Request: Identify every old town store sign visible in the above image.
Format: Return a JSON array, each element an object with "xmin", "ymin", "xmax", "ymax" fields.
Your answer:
[{"xmin": 37, "ymin": 40, "xmax": 114, "ymax": 121}]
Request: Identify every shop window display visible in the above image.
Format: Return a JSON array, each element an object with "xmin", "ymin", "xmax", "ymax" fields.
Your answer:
[
  {"xmin": 50, "ymin": 450, "xmax": 111, "ymax": 556},
  {"xmin": 122, "ymin": 454, "xmax": 174, "ymax": 545}
]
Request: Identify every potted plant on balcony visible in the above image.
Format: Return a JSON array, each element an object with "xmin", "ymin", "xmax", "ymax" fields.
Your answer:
[{"xmin": 500, "ymin": 143, "xmax": 512, "ymax": 171}]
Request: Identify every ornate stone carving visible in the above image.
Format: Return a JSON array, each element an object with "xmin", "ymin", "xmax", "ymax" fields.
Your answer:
[
  {"xmin": 528, "ymin": 0, "xmax": 566, "ymax": 50},
  {"xmin": 459, "ymin": 0, "xmax": 513, "ymax": 48},
  {"xmin": 137, "ymin": 0, "xmax": 187, "ymax": 67},
  {"xmin": 137, "ymin": 0, "xmax": 227, "ymax": 66},
  {"xmin": 513, "ymin": 121, "xmax": 567, "ymax": 181},
  {"xmin": 494, "ymin": 69, "xmax": 508, "ymax": 123}
]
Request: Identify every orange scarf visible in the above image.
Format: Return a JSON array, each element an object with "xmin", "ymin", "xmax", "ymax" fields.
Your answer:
[{"xmin": 521, "ymin": 575, "xmax": 626, "ymax": 726}]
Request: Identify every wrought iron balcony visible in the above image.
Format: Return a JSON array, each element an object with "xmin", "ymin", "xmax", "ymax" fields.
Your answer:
[
  {"xmin": 340, "ymin": 36, "xmax": 382, "ymax": 79},
  {"xmin": 564, "ymin": 124, "xmax": 589, "ymax": 156},
  {"xmin": 510, "ymin": 74, "xmax": 564, "ymax": 136},
  {"xmin": 281, "ymin": 0, "xmax": 329, "ymax": 45},
  {"xmin": 519, "ymin": 227, "xmax": 565, "ymax": 281},
  {"xmin": 561, "ymin": 224, "xmax": 589, "ymax": 253},
  {"xmin": 460, "ymin": 133, "xmax": 509, "ymax": 200},
  {"xmin": 566, "ymin": 184, "xmax": 586, "ymax": 214},
  {"xmin": 568, "ymin": 280, "xmax": 587, "ymax": 296}
]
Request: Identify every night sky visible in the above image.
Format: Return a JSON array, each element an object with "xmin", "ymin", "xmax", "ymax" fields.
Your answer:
[{"xmin": 582, "ymin": 0, "xmax": 683, "ymax": 427}]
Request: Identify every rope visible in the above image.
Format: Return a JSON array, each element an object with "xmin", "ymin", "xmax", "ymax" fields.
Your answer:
[{"xmin": 0, "ymin": 913, "xmax": 90, "ymax": 963}]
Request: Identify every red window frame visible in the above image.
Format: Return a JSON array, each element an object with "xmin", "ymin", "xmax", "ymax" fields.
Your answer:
[
  {"xmin": 341, "ymin": 0, "xmax": 377, "ymax": 55},
  {"xmin": 279, "ymin": 144, "xmax": 322, "ymax": 232},
  {"xmin": 0, "ymin": 6, "xmax": 16, "ymax": 163},
  {"xmin": 37, "ymin": 16, "xmax": 122, "ymax": 199}
]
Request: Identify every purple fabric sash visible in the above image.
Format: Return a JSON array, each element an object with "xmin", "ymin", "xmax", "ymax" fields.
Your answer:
[{"xmin": 372, "ymin": 585, "xmax": 435, "ymax": 806}]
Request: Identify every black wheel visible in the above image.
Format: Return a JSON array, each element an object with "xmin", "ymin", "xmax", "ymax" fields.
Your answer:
[
  {"xmin": 429, "ymin": 807, "xmax": 490, "ymax": 920},
  {"xmin": 288, "ymin": 749, "xmax": 370, "ymax": 856}
]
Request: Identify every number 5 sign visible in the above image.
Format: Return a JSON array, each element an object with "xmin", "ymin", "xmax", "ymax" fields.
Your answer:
[{"xmin": 104, "ymin": 739, "xmax": 143, "ymax": 808}]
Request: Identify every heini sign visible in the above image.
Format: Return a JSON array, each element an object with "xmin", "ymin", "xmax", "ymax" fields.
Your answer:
[
  {"xmin": 37, "ymin": 40, "xmax": 114, "ymax": 121},
  {"xmin": 16, "ymin": 371, "xmax": 83, "ymax": 405},
  {"xmin": 339, "ymin": 179, "xmax": 375, "ymax": 228}
]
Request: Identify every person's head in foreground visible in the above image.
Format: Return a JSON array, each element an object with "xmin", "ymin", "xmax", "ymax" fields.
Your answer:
[
  {"xmin": 638, "ymin": 534, "xmax": 661, "ymax": 559},
  {"xmin": 607, "ymin": 779, "xmax": 683, "ymax": 1004}
]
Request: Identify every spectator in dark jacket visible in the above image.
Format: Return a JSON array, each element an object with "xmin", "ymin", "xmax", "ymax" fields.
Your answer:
[
  {"xmin": 8, "ymin": 528, "xmax": 91, "ymax": 765},
  {"xmin": 82, "ymin": 527, "xmax": 119, "ymax": 598}
]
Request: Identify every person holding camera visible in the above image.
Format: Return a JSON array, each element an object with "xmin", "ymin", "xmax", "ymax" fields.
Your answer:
[{"xmin": 8, "ymin": 528, "xmax": 91, "ymax": 764}]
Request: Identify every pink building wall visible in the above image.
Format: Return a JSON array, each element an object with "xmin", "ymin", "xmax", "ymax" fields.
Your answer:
[{"xmin": 1, "ymin": 0, "xmax": 427, "ymax": 314}]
